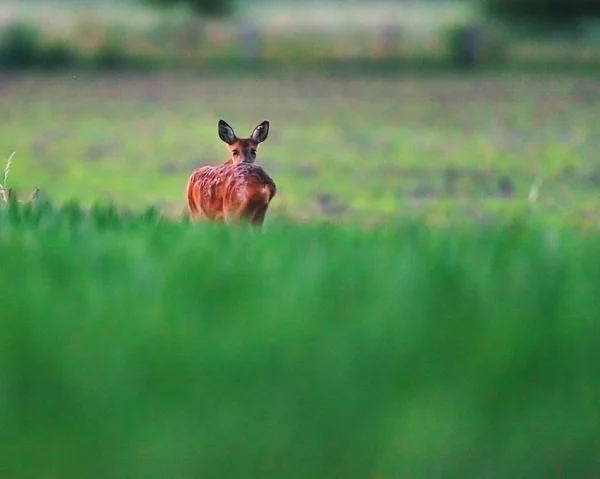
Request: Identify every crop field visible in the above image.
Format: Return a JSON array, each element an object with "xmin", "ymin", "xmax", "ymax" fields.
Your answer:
[
  {"xmin": 2, "ymin": 71, "xmax": 600, "ymax": 226},
  {"xmin": 1, "ymin": 70, "xmax": 600, "ymax": 478}
]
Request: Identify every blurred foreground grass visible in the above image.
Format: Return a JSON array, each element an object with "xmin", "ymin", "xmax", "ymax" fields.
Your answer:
[{"xmin": 1, "ymin": 201, "xmax": 599, "ymax": 478}]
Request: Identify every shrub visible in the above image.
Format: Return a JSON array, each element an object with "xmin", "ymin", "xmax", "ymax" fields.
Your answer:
[
  {"xmin": 481, "ymin": 0, "xmax": 600, "ymax": 30},
  {"xmin": 0, "ymin": 22, "xmax": 41, "ymax": 68},
  {"xmin": 444, "ymin": 22, "xmax": 509, "ymax": 68},
  {"xmin": 0, "ymin": 22, "xmax": 80, "ymax": 69},
  {"xmin": 93, "ymin": 39, "xmax": 131, "ymax": 69},
  {"xmin": 145, "ymin": 0, "xmax": 234, "ymax": 18},
  {"xmin": 39, "ymin": 41, "xmax": 80, "ymax": 69}
]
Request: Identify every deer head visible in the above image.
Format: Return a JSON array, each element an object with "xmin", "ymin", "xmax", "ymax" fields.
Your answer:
[{"xmin": 218, "ymin": 119, "xmax": 269, "ymax": 164}]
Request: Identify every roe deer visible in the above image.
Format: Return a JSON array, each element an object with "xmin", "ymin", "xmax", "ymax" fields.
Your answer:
[{"xmin": 186, "ymin": 119, "xmax": 277, "ymax": 227}]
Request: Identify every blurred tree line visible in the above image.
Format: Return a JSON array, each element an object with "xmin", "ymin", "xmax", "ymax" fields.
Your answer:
[
  {"xmin": 147, "ymin": 0, "xmax": 600, "ymax": 25},
  {"xmin": 2, "ymin": 0, "xmax": 600, "ymax": 71},
  {"xmin": 146, "ymin": 0, "xmax": 231, "ymax": 17},
  {"xmin": 483, "ymin": 0, "xmax": 600, "ymax": 27}
]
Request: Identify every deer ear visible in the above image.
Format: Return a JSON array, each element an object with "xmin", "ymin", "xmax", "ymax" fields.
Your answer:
[
  {"xmin": 251, "ymin": 120, "xmax": 269, "ymax": 144},
  {"xmin": 218, "ymin": 120, "xmax": 236, "ymax": 145}
]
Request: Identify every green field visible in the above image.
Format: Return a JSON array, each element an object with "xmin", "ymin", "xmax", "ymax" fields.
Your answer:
[
  {"xmin": 2, "ymin": 69, "xmax": 600, "ymax": 477},
  {"xmin": 2, "ymin": 71, "xmax": 600, "ymax": 226},
  {"xmin": 1, "ymin": 202, "xmax": 599, "ymax": 478}
]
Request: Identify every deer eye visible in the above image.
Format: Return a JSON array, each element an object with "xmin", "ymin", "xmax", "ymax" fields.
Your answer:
[
  {"xmin": 232, "ymin": 150, "xmax": 239, "ymax": 156},
  {"xmin": 250, "ymin": 149, "xmax": 256, "ymax": 156}
]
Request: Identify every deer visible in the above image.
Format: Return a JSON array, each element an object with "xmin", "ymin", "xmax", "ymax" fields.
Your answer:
[{"xmin": 185, "ymin": 119, "xmax": 277, "ymax": 227}]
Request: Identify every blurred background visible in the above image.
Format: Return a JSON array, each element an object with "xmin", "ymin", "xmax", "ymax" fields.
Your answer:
[{"xmin": 0, "ymin": 0, "xmax": 599, "ymax": 225}]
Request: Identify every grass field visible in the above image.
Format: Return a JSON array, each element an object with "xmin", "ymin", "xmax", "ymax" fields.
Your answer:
[
  {"xmin": 1, "ymin": 201, "xmax": 599, "ymax": 479},
  {"xmin": 2, "ymin": 69, "xmax": 600, "ymax": 477},
  {"xmin": 1, "ymin": 71, "xmax": 600, "ymax": 226}
]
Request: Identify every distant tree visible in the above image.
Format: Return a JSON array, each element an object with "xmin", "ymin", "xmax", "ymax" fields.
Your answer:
[
  {"xmin": 482, "ymin": 0, "xmax": 600, "ymax": 29},
  {"xmin": 146, "ymin": 0, "xmax": 233, "ymax": 18}
]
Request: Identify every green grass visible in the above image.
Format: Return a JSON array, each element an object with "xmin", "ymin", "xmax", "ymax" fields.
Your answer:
[
  {"xmin": 2, "ymin": 51, "xmax": 600, "ymax": 479},
  {"xmin": 2, "ymin": 35, "xmax": 600, "ymax": 479},
  {"xmin": 0, "ymin": 201, "xmax": 599, "ymax": 478},
  {"xmin": 1, "ymin": 71, "xmax": 600, "ymax": 226}
]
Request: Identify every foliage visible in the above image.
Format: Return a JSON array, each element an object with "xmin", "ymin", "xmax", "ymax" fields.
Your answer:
[
  {"xmin": 39, "ymin": 41, "xmax": 80, "ymax": 69},
  {"xmin": 0, "ymin": 22, "xmax": 80, "ymax": 69},
  {"xmin": 0, "ymin": 21, "xmax": 154, "ymax": 71},
  {"xmin": 481, "ymin": 0, "xmax": 600, "ymax": 28},
  {"xmin": 145, "ymin": 0, "xmax": 234, "ymax": 18},
  {"xmin": 0, "ymin": 23, "xmax": 41, "ymax": 67},
  {"xmin": 0, "ymin": 202, "xmax": 599, "ymax": 478},
  {"xmin": 93, "ymin": 39, "xmax": 134, "ymax": 69},
  {"xmin": 444, "ymin": 23, "xmax": 509, "ymax": 68}
]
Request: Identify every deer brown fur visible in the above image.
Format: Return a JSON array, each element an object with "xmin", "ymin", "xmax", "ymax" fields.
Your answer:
[{"xmin": 186, "ymin": 120, "xmax": 277, "ymax": 227}]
